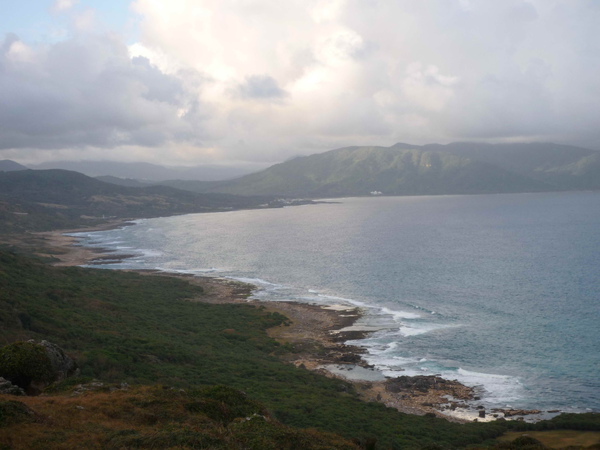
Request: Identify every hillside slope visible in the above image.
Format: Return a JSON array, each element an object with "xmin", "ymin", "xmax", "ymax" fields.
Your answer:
[
  {"xmin": 0, "ymin": 160, "xmax": 28, "ymax": 172},
  {"xmin": 429, "ymin": 142, "xmax": 600, "ymax": 190},
  {"xmin": 0, "ymin": 249, "xmax": 516, "ymax": 449},
  {"xmin": 0, "ymin": 169, "xmax": 268, "ymax": 233},
  {"xmin": 199, "ymin": 142, "xmax": 600, "ymax": 197}
]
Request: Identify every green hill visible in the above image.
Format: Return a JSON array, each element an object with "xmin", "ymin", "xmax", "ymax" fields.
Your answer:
[
  {"xmin": 197, "ymin": 142, "xmax": 600, "ymax": 197},
  {"xmin": 0, "ymin": 169, "xmax": 268, "ymax": 233},
  {"xmin": 429, "ymin": 142, "xmax": 600, "ymax": 190}
]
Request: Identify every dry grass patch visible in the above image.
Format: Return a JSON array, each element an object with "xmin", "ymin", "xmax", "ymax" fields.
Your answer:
[
  {"xmin": 499, "ymin": 430, "xmax": 600, "ymax": 448},
  {"xmin": 0, "ymin": 384, "xmax": 359, "ymax": 450}
]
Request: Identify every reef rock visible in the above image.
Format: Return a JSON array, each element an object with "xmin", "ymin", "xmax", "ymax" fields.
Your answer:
[{"xmin": 501, "ymin": 409, "xmax": 542, "ymax": 417}]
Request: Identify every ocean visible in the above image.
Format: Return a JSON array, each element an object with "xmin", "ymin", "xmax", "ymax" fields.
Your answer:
[{"xmin": 70, "ymin": 191, "xmax": 600, "ymax": 415}]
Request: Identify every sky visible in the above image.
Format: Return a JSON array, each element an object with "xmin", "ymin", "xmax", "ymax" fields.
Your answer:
[{"xmin": 1, "ymin": 0, "xmax": 599, "ymax": 168}]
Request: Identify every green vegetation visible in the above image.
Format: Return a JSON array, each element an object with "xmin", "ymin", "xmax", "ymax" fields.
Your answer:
[
  {"xmin": 190, "ymin": 142, "xmax": 600, "ymax": 197},
  {"xmin": 0, "ymin": 249, "xmax": 598, "ymax": 448},
  {"xmin": 0, "ymin": 169, "xmax": 270, "ymax": 233}
]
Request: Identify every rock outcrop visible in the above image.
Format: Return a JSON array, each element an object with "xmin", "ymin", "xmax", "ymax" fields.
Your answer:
[
  {"xmin": 34, "ymin": 340, "xmax": 79, "ymax": 382},
  {"xmin": 0, "ymin": 377, "xmax": 26, "ymax": 396},
  {"xmin": 385, "ymin": 375, "xmax": 473, "ymax": 399},
  {"xmin": 0, "ymin": 340, "xmax": 78, "ymax": 395},
  {"xmin": 495, "ymin": 408, "xmax": 542, "ymax": 417}
]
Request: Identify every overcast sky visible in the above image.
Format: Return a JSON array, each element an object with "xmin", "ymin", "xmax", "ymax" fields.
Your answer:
[{"xmin": 1, "ymin": 0, "xmax": 598, "ymax": 167}]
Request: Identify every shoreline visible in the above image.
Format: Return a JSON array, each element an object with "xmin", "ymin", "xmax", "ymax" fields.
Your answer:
[{"xmin": 24, "ymin": 223, "xmax": 555, "ymax": 423}]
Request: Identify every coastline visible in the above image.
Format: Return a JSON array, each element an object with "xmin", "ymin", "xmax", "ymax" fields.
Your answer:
[{"xmin": 27, "ymin": 223, "xmax": 552, "ymax": 423}]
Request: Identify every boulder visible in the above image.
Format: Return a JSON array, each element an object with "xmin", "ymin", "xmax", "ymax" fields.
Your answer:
[
  {"xmin": 336, "ymin": 353, "xmax": 362, "ymax": 364},
  {"xmin": 501, "ymin": 409, "xmax": 542, "ymax": 417},
  {"xmin": 33, "ymin": 340, "xmax": 79, "ymax": 382},
  {"xmin": 0, "ymin": 341, "xmax": 78, "ymax": 395},
  {"xmin": 385, "ymin": 375, "xmax": 459, "ymax": 393},
  {"xmin": 0, "ymin": 377, "xmax": 25, "ymax": 396}
]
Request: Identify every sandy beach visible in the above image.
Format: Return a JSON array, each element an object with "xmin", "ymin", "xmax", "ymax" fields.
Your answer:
[{"xmin": 19, "ymin": 224, "xmax": 491, "ymax": 423}]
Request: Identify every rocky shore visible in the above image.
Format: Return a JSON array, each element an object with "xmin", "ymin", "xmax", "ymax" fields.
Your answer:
[{"xmin": 30, "ymin": 225, "xmax": 554, "ymax": 423}]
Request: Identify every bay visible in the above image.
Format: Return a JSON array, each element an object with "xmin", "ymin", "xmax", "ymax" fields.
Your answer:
[{"xmin": 72, "ymin": 191, "xmax": 600, "ymax": 413}]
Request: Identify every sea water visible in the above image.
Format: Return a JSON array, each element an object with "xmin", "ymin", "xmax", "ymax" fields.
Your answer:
[{"xmin": 70, "ymin": 192, "xmax": 600, "ymax": 414}]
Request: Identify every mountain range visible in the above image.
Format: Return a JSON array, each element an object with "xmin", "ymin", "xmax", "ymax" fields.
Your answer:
[
  {"xmin": 0, "ymin": 160, "xmax": 28, "ymax": 172},
  {"xmin": 28, "ymin": 160, "xmax": 260, "ymax": 181},
  {"xmin": 167, "ymin": 142, "xmax": 600, "ymax": 197},
  {"xmin": 0, "ymin": 169, "xmax": 269, "ymax": 233},
  {"xmin": 3, "ymin": 142, "xmax": 600, "ymax": 204}
]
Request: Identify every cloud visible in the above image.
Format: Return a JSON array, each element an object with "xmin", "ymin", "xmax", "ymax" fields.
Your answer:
[
  {"xmin": 2, "ymin": 0, "xmax": 600, "ymax": 166},
  {"xmin": 53, "ymin": 0, "xmax": 79, "ymax": 12},
  {"xmin": 0, "ymin": 33, "xmax": 207, "ymax": 152},
  {"xmin": 234, "ymin": 75, "xmax": 288, "ymax": 101},
  {"xmin": 127, "ymin": 0, "xmax": 600, "ymax": 160}
]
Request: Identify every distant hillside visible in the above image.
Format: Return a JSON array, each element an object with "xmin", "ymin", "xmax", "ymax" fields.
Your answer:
[
  {"xmin": 428, "ymin": 142, "xmax": 600, "ymax": 191},
  {"xmin": 95, "ymin": 175, "xmax": 223, "ymax": 194},
  {"xmin": 0, "ymin": 169, "xmax": 269, "ymax": 233},
  {"xmin": 0, "ymin": 160, "xmax": 28, "ymax": 172},
  {"xmin": 30, "ymin": 160, "xmax": 260, "ymax": 181},
  {"xmin": 144, "ymin": 178, "xmax": 223, "ymax": 193},
  {"xmin": 198, "ymin": 142, "xmax": 600, "ymax": 197},
  {"xmin": 95, "ymin": 175, "xmax": 152, "ymax": 188}
]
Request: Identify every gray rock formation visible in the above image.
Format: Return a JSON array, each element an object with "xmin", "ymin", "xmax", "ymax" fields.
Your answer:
[
  {"xmin": 0, "ymin": 340, "xmax": 78, "ymax": 395},
  {"xmin": 33, "ymin": 340, "xmax": 79, "ymax": 381},
  {"xmin": 0, "ymin": 377, "xmax": 26, "ymax": 396}
]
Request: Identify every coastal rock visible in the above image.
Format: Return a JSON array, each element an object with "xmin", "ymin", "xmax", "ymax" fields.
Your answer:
[
  {"xmin": 445, "ymin": 401, "xmax": 468, "ymax": 411},
  {"xmin": 384, "ymin": 375, "xmax": 473, "ymax": 399},
  {"xmin": 0, "ymin": 377, "xmax": 26, "ymax": 396},
  {"xmin": 0, "ymin": 340, "xmax": 78, "ymax": 395},
  {"xmin": 335, "ymin": 353, "xmax": 362, "ymax": 364},
  {"xmin": 32, "ymin": 340, "xmax": 79, "ymax": 382},
  {"xmin": 386, "ymin": 376, "xmax": 437, "ymax": 393},
  {"xmin": 329, "ymin": 330, "xmax": 369, "ymax": 342},
  {"xmin": 501, "ymin": 409, "xmax": 542, "ymax": 417}
]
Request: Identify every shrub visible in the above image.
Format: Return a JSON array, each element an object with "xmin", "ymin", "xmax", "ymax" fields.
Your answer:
[{"xmin": 185, "ymin": 385, "xmax": 268, "ymax": 425}]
